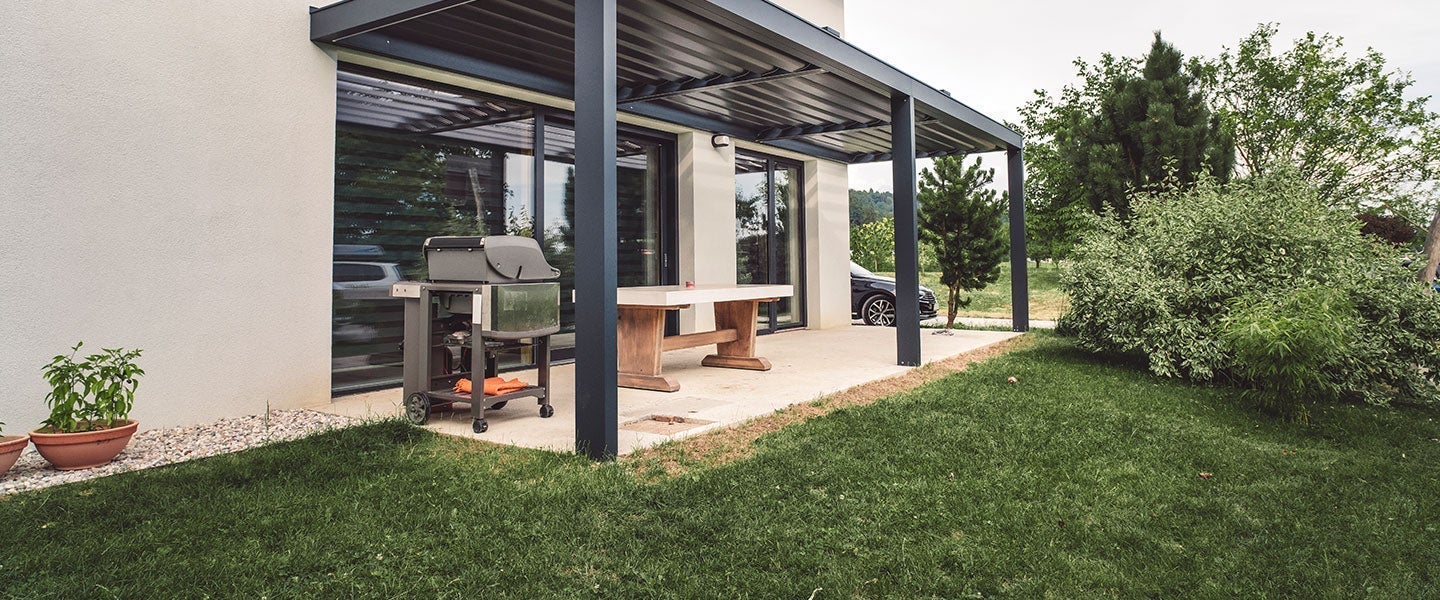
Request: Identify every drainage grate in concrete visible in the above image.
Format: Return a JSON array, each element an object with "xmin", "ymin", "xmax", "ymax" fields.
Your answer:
[{"xmin": 620, "ymin": 414, "xmax": 715, "ymax": 435}]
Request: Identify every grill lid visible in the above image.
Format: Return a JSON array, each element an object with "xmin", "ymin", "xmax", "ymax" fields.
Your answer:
[
  {"xmin": 423, "ymin": 235, "xmax": 560, "ymax": 282},
  {"xmin": 481, "ymin": 236, "xmax": 559, "ymax": 280}
]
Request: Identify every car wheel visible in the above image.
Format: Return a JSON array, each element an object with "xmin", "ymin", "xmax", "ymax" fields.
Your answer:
[{"xmin": 861, "ymin": 294, "xmax": 896, "ymax": 327}]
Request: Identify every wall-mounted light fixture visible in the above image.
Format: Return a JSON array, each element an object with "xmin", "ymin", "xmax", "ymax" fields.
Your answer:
[{"xmin": 711, "ymin": 134, "xmax": 732, "ymax": 148}]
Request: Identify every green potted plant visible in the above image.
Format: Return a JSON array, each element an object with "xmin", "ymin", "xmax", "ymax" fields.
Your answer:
[
  {"xmin": 0, "ymin": 419, "xmax": 29, "ymax": 476},
  {"xmin": 30, "ymin": 342, "xmax": 145, "ymax": 470}
]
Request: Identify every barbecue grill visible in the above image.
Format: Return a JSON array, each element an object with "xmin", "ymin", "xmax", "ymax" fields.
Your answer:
[{"xmin": 391, "ymin": 235, "xmax": 561, "ymax": 434}]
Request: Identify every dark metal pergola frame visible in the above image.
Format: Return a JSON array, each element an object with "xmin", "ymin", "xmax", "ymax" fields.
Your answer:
[{"xmin": 311, "ymin": 0, "xmax": 1028, "ymax": 460}]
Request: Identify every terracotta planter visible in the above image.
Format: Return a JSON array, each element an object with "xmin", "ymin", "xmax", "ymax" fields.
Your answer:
[
  {"xmin": 30, "ymin": 420, "xmax": 138, "ymax": 471},
  {"xmin": 0, "ymin": 434, "xmax": 29, "ymax": 476}
]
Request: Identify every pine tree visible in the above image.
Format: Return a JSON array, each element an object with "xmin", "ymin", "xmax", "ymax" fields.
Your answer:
[
  {"xmin": 1066, "ymin": 32, "xmax": 1234, "ymax": 219},
  {"xmin": 917, "ymin": 156, "xmax": 1008, "ymax": 329}
]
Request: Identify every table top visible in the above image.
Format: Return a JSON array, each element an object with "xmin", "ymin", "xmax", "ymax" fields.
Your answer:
[{"xmin": 616, "ymin": 283, "xmax": 793, "ymax": 307}]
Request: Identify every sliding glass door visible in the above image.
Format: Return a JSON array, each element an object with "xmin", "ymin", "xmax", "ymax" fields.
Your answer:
[
  {"xmin": 735, "ymin": 151, "xmax": 805, "ymax": 333},
  {"xmin": 331, "ymin": 66, "xmax": 674, "ymax": 393},
  {"xmin": 539, "ymin": 119, "xmax": 673, "ymax": 356}
]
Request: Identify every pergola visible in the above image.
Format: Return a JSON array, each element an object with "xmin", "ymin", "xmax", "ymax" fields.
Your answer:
[{"xmin": 311, "ymin": 0, "xmax": 1028, "ymax": 460}]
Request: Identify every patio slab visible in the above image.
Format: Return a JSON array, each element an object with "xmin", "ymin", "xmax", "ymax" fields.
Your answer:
[{"xmin": 316, "ymin": 325, "xmax": 1020, "ymax": 455}]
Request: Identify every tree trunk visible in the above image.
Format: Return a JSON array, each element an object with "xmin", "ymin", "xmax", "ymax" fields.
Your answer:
[
  {"xmin": 946, "ymin": 286, "xmax": 959, "ymax": 330},
  {"xmin": 1421, "ymin": 206, "xmax": 1440, "ymax": 285}
]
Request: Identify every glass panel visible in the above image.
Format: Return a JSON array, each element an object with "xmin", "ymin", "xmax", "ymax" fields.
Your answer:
[
  {"xmin": 332, "ymin": 69, "xmax": 672, "ymax": 390},
  {"xmin": 735, "ymin": 153, "xmax": 805, "ymax": 331},
  {"xmin": 774, "ymin": 164, "xmax": 803, "ymax": 326},
  {"xmin": 735, "ymin": 169, "xmax": 769, "ymax": 286},
  {"xmin": 618, "ymin": 140, "xmax": 663, "ymax": 288},
  {"xmin": 332, "ymin": 81, "xmax": 534, "ymax": 393},
  {"xmin": 541, "ymin": 124, "xmax": 665, "ymax": 352}
]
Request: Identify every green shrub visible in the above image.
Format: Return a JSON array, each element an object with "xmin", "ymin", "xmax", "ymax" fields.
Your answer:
[
  {"xmin": 1222, "ymin": 288, "xmax": 1355, "ymax": 420},
  {"xmin": 1060, "ymin": 175, "xmax": 1440, "ymax": 407}
]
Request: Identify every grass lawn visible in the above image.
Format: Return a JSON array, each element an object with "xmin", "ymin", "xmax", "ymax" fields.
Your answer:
[
  {"xmin": 2, "ymin": 334, "xmax": 1437, "ymax": 597},
  {"xmin": 883, "ymin": 261, "xmax": 1068, "ymax": 321}
]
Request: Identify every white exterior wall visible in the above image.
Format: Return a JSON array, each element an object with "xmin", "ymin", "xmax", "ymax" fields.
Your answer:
[
  {"xmin": 774, "ymin": 0, "xmax": 847, "ymax": 35},
  {"xmin": 676, "ymin": 133, "xmax": 739, "ymax": 333},
  {"xmin": 804, "ymin": 159, "xmax": 853, "ymax": 329},
  {"xmin": 672, "ymin": 136, "xmax": 851, "ymax": 333},
  {"xmin": 0, "ymin": 2, "xmax": 337, "ymax": 431}
]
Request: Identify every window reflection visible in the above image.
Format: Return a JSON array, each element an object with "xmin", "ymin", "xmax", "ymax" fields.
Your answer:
[
  {"xmin": 734, "ymin": 152, "xmax": 805, "ymax": 332},
  {"xmin": 539, "ymin": 124, "xmax": 666, "ymax": 350},
  {"xmin": 332, "ymin": 68, "xmax": 671, "ymax": 393}
]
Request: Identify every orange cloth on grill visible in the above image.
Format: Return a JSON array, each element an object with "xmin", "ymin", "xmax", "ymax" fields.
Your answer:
[{"xmin": 453, "ymin": 377, "xmax": 530, "ymax": 396}]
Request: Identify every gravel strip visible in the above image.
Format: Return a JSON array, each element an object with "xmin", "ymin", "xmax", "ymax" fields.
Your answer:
[{"xmin": 0, "ymin": 410, "xmax": 360, "ymax": 496}]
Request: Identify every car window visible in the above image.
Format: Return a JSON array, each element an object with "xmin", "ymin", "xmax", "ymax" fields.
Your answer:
[
  {"xmin": 850, "ymin": 262, "xmax": 877, "ymax": 278},
  {"xmin": 334, "ymin": 263, "xmax": 386, "ymax": 282}
]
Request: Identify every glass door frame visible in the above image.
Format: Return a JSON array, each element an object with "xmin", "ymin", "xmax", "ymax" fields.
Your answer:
[
  {"xmin": 736, "ymin": 149, "xmax": 807, "ymax": 334},
  {"xmin": 538, "ymin": 109, "xmax": 680, "ymax": 360}
]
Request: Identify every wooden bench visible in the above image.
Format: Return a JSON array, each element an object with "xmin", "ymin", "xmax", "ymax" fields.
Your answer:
[{"xmin": 615, "ymin": 284, "xmax": 794, "ymax": 392}]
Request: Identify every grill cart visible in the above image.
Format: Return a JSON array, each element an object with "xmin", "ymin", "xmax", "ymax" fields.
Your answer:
[{"xmin": 391, "ymin": 236, "xmax": 561, "ymax": 434}]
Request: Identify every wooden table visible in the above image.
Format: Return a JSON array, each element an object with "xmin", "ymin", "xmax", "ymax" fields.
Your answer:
[{"xmin": 615, "ymin": 284, "xmax": 794, "ymax": 392}]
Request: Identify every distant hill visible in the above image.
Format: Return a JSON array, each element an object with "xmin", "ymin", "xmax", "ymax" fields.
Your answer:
[{"xmin": 849, "ymin": 189, "xmax": 893, "ymax": 226}]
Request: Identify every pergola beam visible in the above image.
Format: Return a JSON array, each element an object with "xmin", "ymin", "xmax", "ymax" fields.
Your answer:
[
  {"xmin": 311, "ymin": 0, "xmax": 1026, "ymax": 163},
  {"xmin": 332, "ymin": 33, "xmax": 855, "ymax": 163},
  {"xmin": 847, "ymin": 147, "xmax": 972, "ymax": 164},
  {"xmin": 755, "ymin": 116, "xmax": 933, "ymax": 142},
  {"xmin": 688, "ymin": 0, "xmax": 1024, "ymax": 148},
  {"xmin": 618, "ymin": 66, "xmax": 825, "ymax": 104},
  {"xmin": 310, "ymin": 0, "xmax": 474, "ymax": 43}
]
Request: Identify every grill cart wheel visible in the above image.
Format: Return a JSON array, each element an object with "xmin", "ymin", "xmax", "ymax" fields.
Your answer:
[
  {"xmin": 539, "ymin": 404, "xmax": 554, "ymax": 418},
  {"xmin": 404, "ymin": 392, "xmax": 431, "ymax": 425},
  {"xmin": 488, "ymin": 401, "xmax": 508, "ymax": 410},
  {"xmin": 472, "ymin": 418, "xmax": 489, "ymax": 434}
]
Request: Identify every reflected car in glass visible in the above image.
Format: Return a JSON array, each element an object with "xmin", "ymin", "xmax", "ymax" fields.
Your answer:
[{"xmin": 333, "ymin": 261, "xmax": 403, "ymax": 301}]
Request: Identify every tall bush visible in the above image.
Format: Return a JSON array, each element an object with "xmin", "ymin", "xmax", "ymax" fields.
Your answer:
[
  {"xmin": 850, "ymin": 217, "xmax": 895, "ymax": 272},
  {"xmin": 1061, "ymin": 175, "xmax": 1440, "ymax": 408}
]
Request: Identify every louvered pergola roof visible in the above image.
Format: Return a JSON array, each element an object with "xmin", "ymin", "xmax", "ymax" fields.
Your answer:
[{"xmin": 310, "ymin": 0, "xmax": 1022, "ymax": 163}]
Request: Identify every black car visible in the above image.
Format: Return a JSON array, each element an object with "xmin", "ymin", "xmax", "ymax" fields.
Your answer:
[{"xmin": 851, "ymin": 262, "xmax": 939, "ymax": 326}]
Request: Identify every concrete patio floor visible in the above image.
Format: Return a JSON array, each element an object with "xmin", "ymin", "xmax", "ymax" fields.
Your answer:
[{"xmin": 316, "ymin": 325, "xmax": 1021, "ymax": 455}]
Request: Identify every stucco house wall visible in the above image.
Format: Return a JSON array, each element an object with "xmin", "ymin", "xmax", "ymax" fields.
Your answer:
[
  {"xmin": 0, "ymin": 0, "xmax": 852, "ymax": 431},
  {"xmin": 0, "ymin": 1, "xmax": 337, "ymax": 431},
  {"xmin": 776, "ymin": 0, "xmax": 847, "ymax": 35}
]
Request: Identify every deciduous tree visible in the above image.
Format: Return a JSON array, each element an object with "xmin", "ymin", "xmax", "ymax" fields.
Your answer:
[
  {"xmin": 1197, "ymin": 24, "xmax": 1440, "ymax": 221},
  {"xmin": 850, "ymin": 217, "xmax": 894, "ymax": 272}
]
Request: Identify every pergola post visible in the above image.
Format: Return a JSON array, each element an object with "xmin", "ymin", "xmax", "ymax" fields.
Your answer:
[
  {"xmin": 891, "ymin": 93, "xmax": 921, "ymax": 366},
  {"xmin": 1007, "ymin": 145, "xmax": 1029, "ymax": 332},
  {"xmin": 573, "ymin": 0, "xmax": 619, "ymax": 460}
]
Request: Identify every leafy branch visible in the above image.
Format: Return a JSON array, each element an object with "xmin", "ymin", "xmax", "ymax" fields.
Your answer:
[{"xmin": 41, "ymin": 342, "xmax": 145, "ymax": 433}]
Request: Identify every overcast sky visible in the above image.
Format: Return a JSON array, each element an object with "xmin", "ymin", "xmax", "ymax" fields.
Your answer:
[{"xmin": 842, "ymin": 0, "xmax": 1440, "ymax": 192}]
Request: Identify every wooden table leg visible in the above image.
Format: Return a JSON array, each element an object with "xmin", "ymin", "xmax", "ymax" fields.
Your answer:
[
  {"xmin": 701, "ymin": 299, "xmax": 772, "ymax": 371},
  {"xmin": 617, "ymin": 305, "xmax": 681, "ymax": 392}
]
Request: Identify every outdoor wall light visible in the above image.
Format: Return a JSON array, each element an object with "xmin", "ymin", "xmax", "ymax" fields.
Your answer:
[{"xmin": 711, "ymin": 134, "xmax": 732, "ymax": 148}]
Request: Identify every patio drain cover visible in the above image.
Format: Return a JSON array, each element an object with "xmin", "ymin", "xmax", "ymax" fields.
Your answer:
[{"xmin": 620, "ymin": 414, "xmax": 714, "ymax": 435}]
